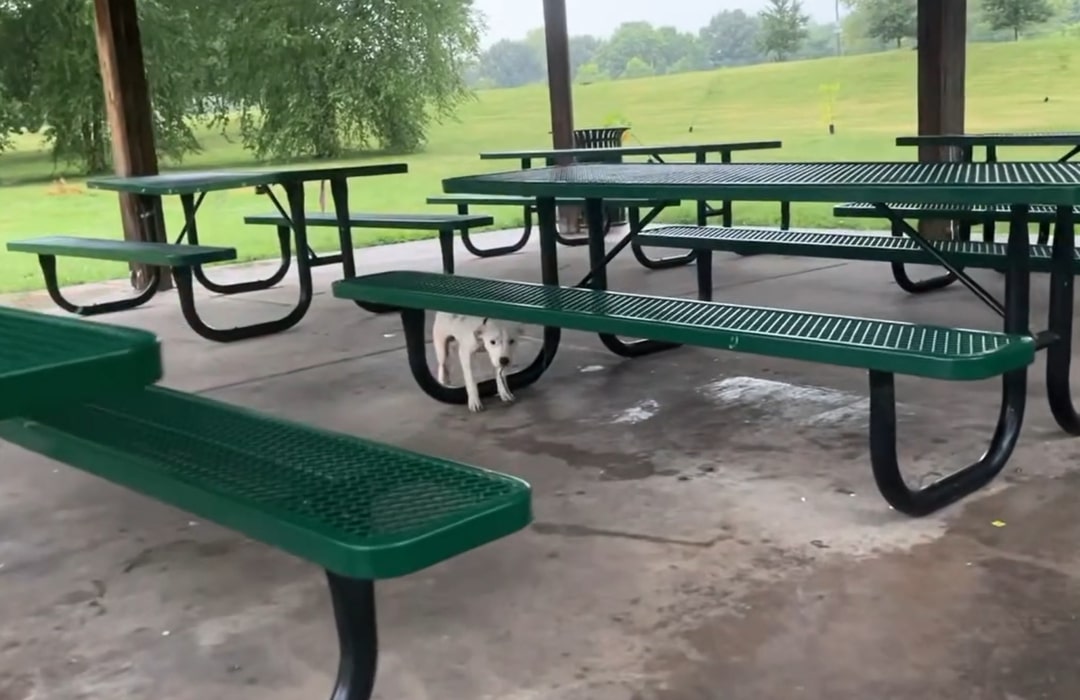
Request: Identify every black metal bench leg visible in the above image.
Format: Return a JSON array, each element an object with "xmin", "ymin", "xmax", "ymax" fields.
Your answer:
[
  {"xmin": 37, "ymin": 254, "xmax": 160, "ymax": 315},
  {"xmin": 1046, "ymin": 205, "xmax": 1080, "ymax": 434},
  {"xmin": 695, "ymin": 249, "xmax": 714, "ymax": 301},
  {"xmin": 870, "ymin": 217, "xmax": 1031, "ymax": 515},
  {"xmin": 438, "ymin": 228, "xmax": 455, "ymax": 274},
  {"xmin": 400, "ymin": 309, "xmax": 560, "ymax": 405},
  {"xmin": 889, "ymin": 220, "xmax": 959, "ymax": 294},
  {"xmin": 173, "ymin": 184, "xmax": 315, "ymax": 342},
  {"xmin": 630, "ymin": 207, "xmax": 698, "ymax": 270},
  {"xmin": 868, "ymin": 367, "xmax": 1027, "ymax": 516},
  {"xmin": 584, "ymin": 199, "xmax": 681, "ymax": 358},
  {"xmin": 1038, "ymin": 221, "xmax": 1052, "ymax": 246},
  {"xmin": 398, "ymin": 199, "xmax": 562, "ymax": 405},
  {"xmin": 325, "ymin": 572, "xmax": 378, "ymax": 700},
  {"xmin": 552, "ymin": 204, "xmax": 606, "ymax": 248},
  {"xmin": 456, "ymin": 203, "xmax": 532, "ymax": 258},
  {"xmin": 182, "ymin": 194, "xmax": 292, "ymax": 295}
]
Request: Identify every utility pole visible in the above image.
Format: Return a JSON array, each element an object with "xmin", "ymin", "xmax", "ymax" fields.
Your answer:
[{"xmin": 835, "ymin": 0, "xmax": 843, "ymax": 55}]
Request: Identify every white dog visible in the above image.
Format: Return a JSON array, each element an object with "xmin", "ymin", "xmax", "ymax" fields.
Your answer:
[{"xmin": 433, "ymin": 313, "xmax": 523, "ymax": 412}]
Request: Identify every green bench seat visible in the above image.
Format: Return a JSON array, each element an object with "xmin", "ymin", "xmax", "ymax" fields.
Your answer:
[
  {"xmin": 833, "ymin": 202, "xmax": 1079, "ymax": 222},
  {"xmin": 835, "ymin": 202, "xmax": 1077, "ymax": 246},
  {"xmin": 0, "ymin": 385, "xmax": 530, "ymax": 578},
  {"xmin": 5, "ymin": 235, "xmax": 246, "ymax": 329},
  {"xmin": 244, "ymin": 211, "xmax": 494, "ymax": 275},
  {"xmin": 334, "ymin": 269, "xmax": 1037, "ymax": 518},
  {"xmin": 633, "ymin": 225, "xmax": 1077, "ymax": 272},
  {"xmin": 0, "ymin": 385, "xmax": 530, "ymax": 698},
  {"xmin": 7, "ymin": 235, "xmax": 236, "ymax": 266},
  {"xmin": 333, "ymin": 270, "xmax": 1034, "ymax": 381}
]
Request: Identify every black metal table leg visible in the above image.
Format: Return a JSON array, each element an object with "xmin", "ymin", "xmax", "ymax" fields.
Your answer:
[
  {"xmin": 868, "ymin": 205, "xmax": 1032, "ymax": 516},
  {"xmin": 174, "ymin": 183, "xmax": 314, "ymax": 342},
  {"xmin": 182, "ymin": 193, "xmax": 291, "ymax": 294},
  {"xmin": 325, "ymin": 572, "xmax": 378, "ymax": 700},
  {"xmin": 1046, "ymin": 205, "xmax": 1080, "ymax": 434},
  {"xmin": 585, "ymin": 198, "xmax": 681, "ymax": 358},
  {"xmin": 327, "ymin": 178, "xmax": 395, "ymax": 315},
  {"xmin": 38, "ymin": 254, "xmax": 160, "ymax": 315}
]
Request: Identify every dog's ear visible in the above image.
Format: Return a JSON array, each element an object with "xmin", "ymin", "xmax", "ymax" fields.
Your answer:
[
  {"xmin": 481, "ymin": 318, "xmax": 489, "ymax": 326},
  {"xmin": 473, "ymin": 327, "xmax": 484, "ymax": 342}
]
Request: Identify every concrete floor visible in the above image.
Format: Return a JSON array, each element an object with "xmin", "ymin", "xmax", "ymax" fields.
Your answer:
[{"xmin": 2, "ymin": 227, "xmax": 1080, "ymax": 700}]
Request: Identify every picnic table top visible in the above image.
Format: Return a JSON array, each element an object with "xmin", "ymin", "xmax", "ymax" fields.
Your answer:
[
  {"xmin": 479, "ymin": 140, "xmax": 783, "ymax": 161},
  {"xmin": 443, "ymin": 161, "xmax": 1080, "ymax": 206},
  {"xmin": 896, "ymin": 132, "xmax": 1080, "ymax": 148},
  {"xmin": 0, "ymin": 307, "xmax": 162, "ymax": 420},
  {"xmin": 86, "ymin": 163, "xmax": 408, "ymax": 196}
]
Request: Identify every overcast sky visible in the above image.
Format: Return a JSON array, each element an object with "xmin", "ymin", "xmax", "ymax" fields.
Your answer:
[{"xmin": 473, "ymin": 0, "xmax": 840, "ymax": 46}]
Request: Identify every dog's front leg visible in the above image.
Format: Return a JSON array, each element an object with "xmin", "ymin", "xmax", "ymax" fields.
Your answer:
[
  {"xmin": 458, "ymin": 344, "xmax": 484, "ymax": 412},
  {"xmin": 495, "ymin": 369, "xmax": 515, "ymax": 404}
]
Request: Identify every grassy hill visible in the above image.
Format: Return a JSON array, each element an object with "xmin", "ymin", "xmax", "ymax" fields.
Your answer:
[{"xmin": 1, "ymin": 35, "xmax": 1078, "ymax": 293}]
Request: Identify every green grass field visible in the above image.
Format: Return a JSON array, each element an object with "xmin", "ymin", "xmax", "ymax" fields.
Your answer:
[{"xmin": 1, "ymin": 36, "xmax": 1078, "ymax": 294}]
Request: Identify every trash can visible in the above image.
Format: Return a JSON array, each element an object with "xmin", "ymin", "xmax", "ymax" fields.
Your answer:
[
  {"xmin": 573, "ymin": 126, "xmax": 630, "ymax": 226},
  {"xmin": 573, "ymin": 127, "xmax": 630, "ymax": 149}
]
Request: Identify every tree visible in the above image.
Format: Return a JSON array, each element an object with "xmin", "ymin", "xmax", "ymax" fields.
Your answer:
[
  {"xmin": 0, "ymin": 0, "xmax": 207, "ymax": 173},
  {"xmin": 699, "ymin": 10, "xmax": 763, "ymax": 66},
  {"xmin": 758, "ymin": 0, "xmax": 810, "ymax": 61},
  {"xmin": 211, "ymin": 0, "xmax": 481, "ymax": 159},
  {"xmin": 654, "ymin": 26, "xmax": 707, "ymax": 73},
  {"xmin": 596, "ymin": 22, "xmax": 662, "ymax": 77},
  {"xmin": 480, "ymin": 39, "xmax": 545, "ymax": 87},
  {"xmin": 622, "ymin": 56, "xmax": 655, "ymax": 79},
  {"xmin": 0, "ymin": 87, "xmax": 16, "ymax": 153},
  {"xmin": 858, "ymin": 0, "xmax": 917, "ymax": 47},
  {"xmin": 981, "ymin": 0, "xmax": 1054, "ymax": 39},
  {"xmin": 569, "ymin": 35, "xmax": 602, "ymax": 77}
]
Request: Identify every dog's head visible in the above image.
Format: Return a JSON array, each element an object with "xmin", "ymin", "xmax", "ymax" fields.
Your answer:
[{"xmin": 474, "ymin": 318, "xmax": 523, "ymax": 371}]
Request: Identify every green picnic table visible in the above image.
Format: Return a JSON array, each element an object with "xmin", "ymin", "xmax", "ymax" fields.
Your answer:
[
  {"xmin": 895, "ymin": 131, "xmax": 1080, "ymax": 163},
  {"xmin": 7, "ymin": 164, "xmax": 406, "ymax": 342},
  {"xmin": 335, "ymin": 160, "xmax": 1080, "ymax": 517},
  {"xmin": 838, "ymin": 133, "xmax": 1080, "ymax": 245},
  {"xmin": 0, "ymin": 306, "xmax": 162, "ymax": 418},
  {"xmin": 480, "ymin": 140, "xmax": 787, "ymax": 223},
  {"xmin": 0, "ymin": 304, "xmax": 529, "ymax": 700}
]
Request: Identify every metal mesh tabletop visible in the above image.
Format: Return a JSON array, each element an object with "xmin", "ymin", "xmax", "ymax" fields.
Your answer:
[
  {"xmin": 87, "ymin": 163, "xmax": 408, "ymax": 196},
  {"xmin": 0, "ymin": 307, "xmax": 162, "ymax": 419},
  {"xmin": 443, "ymin": 162, "xmax": 1080, "ymax": 206},
  {"xmin": 479, "ymin": 141, "xmax": 783, "ymax": 160}
]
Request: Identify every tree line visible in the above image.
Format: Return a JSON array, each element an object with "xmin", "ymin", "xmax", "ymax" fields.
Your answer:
[
  {"xmin": 1, "ymin": 0, "xmax": 1075, "ymax": 174},
  {"xmin": 470, "ymin": 0, "xmax": 1080, "ymax": 89},
  {"xmin": 0, "ymin": 0, "xmax": 480, "ymax": 172}
]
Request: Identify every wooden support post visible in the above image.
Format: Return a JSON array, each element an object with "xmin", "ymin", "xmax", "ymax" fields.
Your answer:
[
  {"xmin": 542, "ymin": 0, "xmax": 581, "ymax": 235},
  {"xmin": 92, "ymin": 0, "xmax": 170, "ymax": 290},
  {"xmin": 916, "ymin": 0, "xmax": 966, "ymax": 240}
]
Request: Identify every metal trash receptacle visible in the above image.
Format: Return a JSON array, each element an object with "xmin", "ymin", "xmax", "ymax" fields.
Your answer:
[{"xmin": 573, "ymin": 127, "xmax": 630, "ymax": 226}]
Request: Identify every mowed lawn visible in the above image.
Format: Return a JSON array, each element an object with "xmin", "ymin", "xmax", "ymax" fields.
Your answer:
[{"xmin": 1, "ymin": 36, "xmax": 1078, "ymax": 293}]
